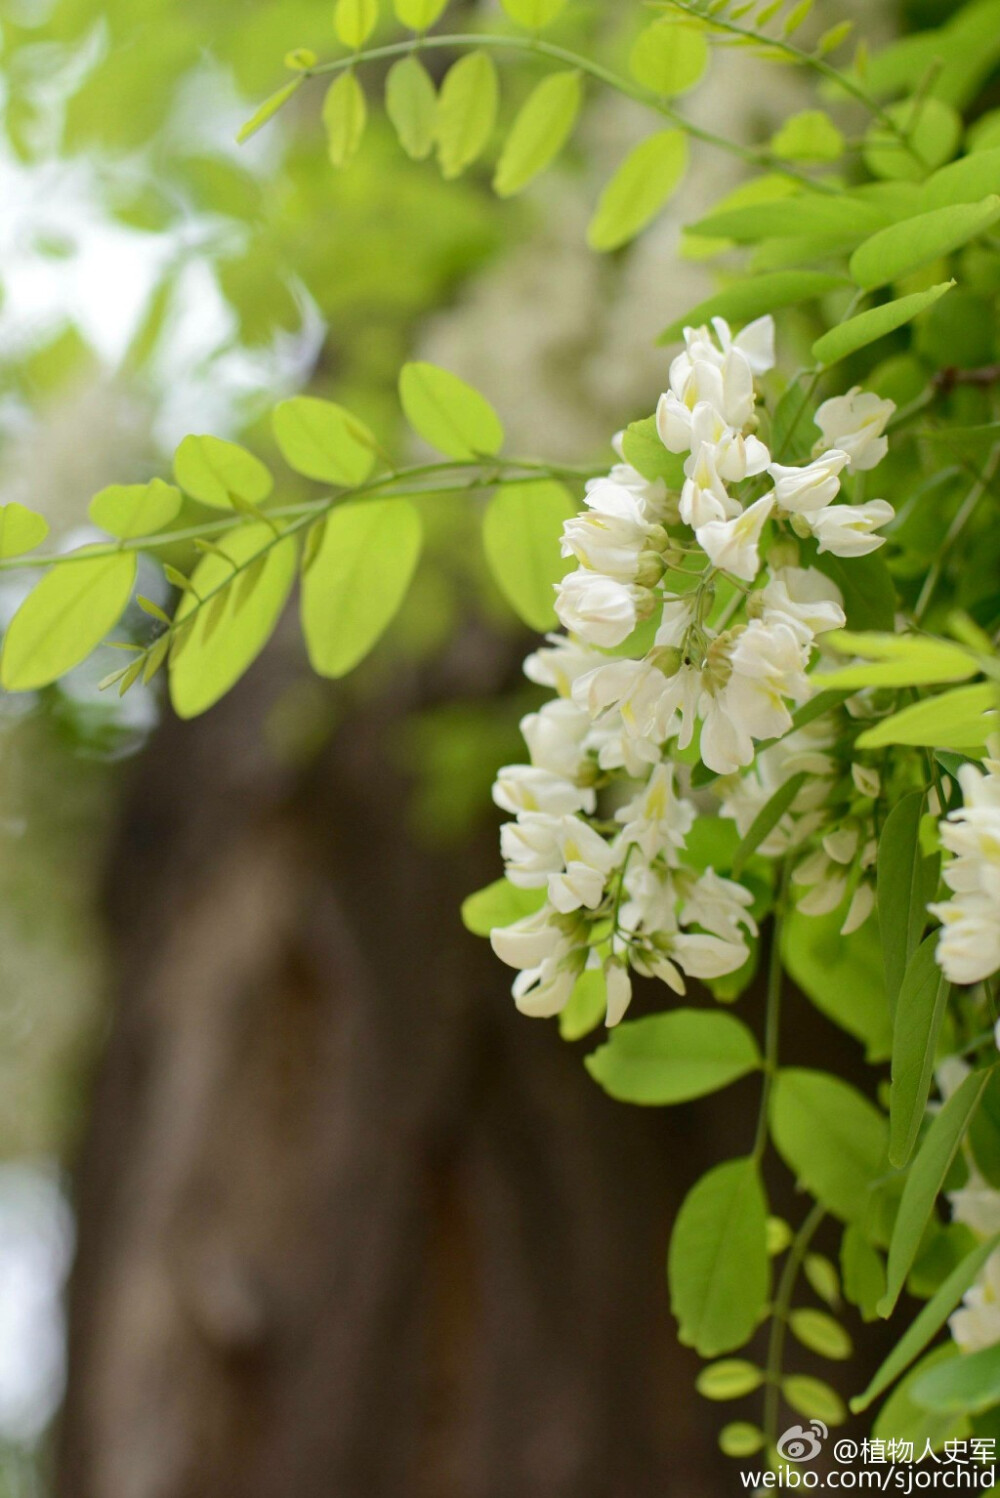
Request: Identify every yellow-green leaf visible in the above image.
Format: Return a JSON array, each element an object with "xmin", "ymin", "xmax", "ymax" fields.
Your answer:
[
  {"xmin": 587, "ymin": 130, "xmax": 688, "ymax": 252},
  {"xmin": 629, "ymin": 20, "xmax": 708, "ymax": 98},
  {"xmin": 399, "ymin": 361, "xmax": 504, "ymax": 459},
  {"xmin": 323, "ymin": 70, "xmax": 367, "ymax": 168},
  {"xmin": 1, "ymin": 548, "xmax": 136, "ymax": 690},
  {"xmin": 0, "ymin": 503, "xmax": 49, "ymax": 559},
  {"xmin": 789, "ymin": 1309, "xmax": 853, "ymax": 1361},
  {"xmin": 856, "ymin": 683, "xmax": 997, "ymax": 751},
  {"xmin": 500, "ymin": 0, "xmax": 566, "ymax": 28},
  {"xmin": 169, "ymin": 523, "xmax": 297, "ymax": 718},
  {"xmin": 482, "ymin": 480, "xmax": 574, "ymax": 630},
  {"xmin": 385, "ymin": 55, "xmax": 437, "ymax": 160},
  {"xmin": 173, "ymin": 435, "xmax": 273, "ymax": 512},
  {"xmin": 493, "ymin": 70, "xmax": 581, "ymax": 197},
  {"xmin": 863, "ymin": 97, "xmax": 961, "ymax": 183},
  {"xmin": 393, "ymin": 0, "xmax": 447, "ymax": 27},
  {"xmin": 772, "ymin": 109, "xmax": 844, "ymax": 163},
  {"xmin": 89, "ymin": 479, "xmax": 182, "ymax": 540},
  {"xmin": 334, "ymin": 0, "xmax": 378, "ymax": 48},
  {"xmin": 236, "ymin": 77, "xmax": 303, "ymax": 145},
  {"xmin": 436, "ymin": 51, "xmax": 498, "ymax": 179},
  {"xmin": 300, "ymin": 498, "xmax": 422, "ymax": 677},
  {"xmin": 272, "ymin": 397, "xmax": 377, "ymax": 486}
]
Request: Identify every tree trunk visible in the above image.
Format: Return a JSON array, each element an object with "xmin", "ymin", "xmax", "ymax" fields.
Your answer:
[{"xmin": 55, "ymin": 627, "xmax": 858, "ymax": 1498}]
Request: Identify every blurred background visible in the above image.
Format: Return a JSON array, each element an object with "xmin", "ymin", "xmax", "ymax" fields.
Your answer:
[{"xmin": 0, "ymin": 0, "xmax": 928, "ymax": 1493}]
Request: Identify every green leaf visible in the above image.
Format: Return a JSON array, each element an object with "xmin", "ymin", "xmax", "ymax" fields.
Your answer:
[
  {"xmin": 804, "ymin": 1253, "xmax": 840, "ymax": 1307},
  {"xmin": 872, "ymin": 1345, "xmax": 969, "ymax": 1452},
  {"xmin": 772, "ymin": 110, "xmax": 844, "ymax": 163},
  {"xmin": 1, "ymin": 548, "xmax": 136, "ymax": 691},
  {"xmin": 173, "ymin": 435, "xmax": 273, "ymax": 512},
  {"xmin": 841, "ymin": 1225, "xmax": 886, "ymax": 1322},
  {"xmin": 399, "ymin": 361, "xmax": 504, "ymax": 459},
  {"xmin": 323, "ymin": 71, "xmax": 367, "ymax": 168},
  {"xmin": 889, "ymin": 937, "xmax": 952, "ymax": 1169},
  {"xmin": 811, "ymin": 550, "xmax": 896, "ymax": 631},
  {"xmin": 0, "ymin": 503, "xmax": 49, "ymax": 558},
  {"xmin": 856, "ymin": 682, "xmax": 997, "ymax": 752},
  {"xmin": 668, "ymin": 1157, "xmax": 769, "ymax": 1357},
  {"xmin": 385, "ymin": 55, "xmax": 437, "ymax": 160},
  {"xmin": 620, "ymin": 416, "xmax": 685, "ymax": 484},
  {"xmin": 585, "ymin": 1009, "xmax": 761, "ymax": 1106},
  {"xmin": 912, "ymin": 1341, "xmax": 1000, "ymax": 1418},
  {"xmin": 629, "ymin": 20, "xmax": 709, "ymax": 98},
  {"xmin": 852, "ymin": 1233, "xmax": 1000, "ymax": 1413},
  {"xmin": 493, "ymin": 70, "xmax": 581, "ymax": 197},
  {"xmin": 559, "ymin": 968, "xmax": 607, "ymax": 1041},
  {"xmin": 921, "ymin": 147, "xmax": 1000, "ymax": 210},
  {"xmin": 863, "ymin": 97, "xmax": 962, "ymax": 184},
  {"xmin": 850, "ymin": 197, "xmax": 1000, "ymax": 291},
  {"xmin": 821, "ymin": 634, "xmax": 977, "ymax": 689},
  {"xmin": 731, "ymin": 771, "xmax": 807, "ymax": 878},
  {"xmin": 499, "ymin": 0, "xmax": 566, "ymax": 27},
  {"xmin": 436, "ymin": 51, "xmax": 499, "ymax": 179},
  {"xmin": 481, "ymin": 480, "xmax": 574, "ymax": 632},
  {"xmin": 272, "ymin": 397, "xmax": 377, "ymax": 486},
  {"xmin": 782, "ymin": 910, "xmax": 892, "ymax": 1062},
  {"xmin": 880, "ymin": 1068, "xmax": 992, "ymax": 1317},
  {"xmin": 168, "ymin": 523, "xmax": 298, "ymax": 719},
  {"xmin": 719, "ymin": 1423, "xmax": 766, "ymax": 1458},
  {"xmin": 770, "ymin": 1069, "xmax": 887, "ymax": 1224},
  {"xmin": 691, "ymin": 192, "xmax": 887, "ymax": 246},
  {"xmin": 587, "ymin": 130, "xmax": 688, "ymax": 253},
  {"xmin": 789, "ymin": 1309, "xmax": 852, "ymax": 1361},
  {"xmin": 461, "ymin": 877, "xmax": 546, "ymax": 935},
  {"xmin": 88, "ymin": 479, "xmax": 181, "ymax": 540},
  {"xmin": 334, "ymin": 0, "xmax": 378, "ymax": 47},
  {"xmin": 696, "ymin": 1361, "xmax": 764, "ymax": 1400},
  {"xmin": 236, "ymin": 77, "xmax": 303, "ymax": 145},
  {"xmin": 812, "ymin": 281, "xmax": 954, "ymax": 367},
  {"xmin": 782, "ymin": 1375, "xmax": 847, "ymax": 1426},
  {"xmin": 300, "ymin": 498, "xmax": 422, "ymax": 678},
  {"xmin": 878, "ymin": 792, "xmax": 932, "ymax": 1015},
  {"xmin": 658, "ymin": 272, "xmax": 846, "ymax": 345},
  {"xmin": 393, "ymin": 0, "xmax": 447, "ymax": 27}
]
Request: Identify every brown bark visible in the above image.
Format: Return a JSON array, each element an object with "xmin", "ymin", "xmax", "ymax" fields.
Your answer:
[{"xmin": 57, "ymin": 630, "xmax": 733, "ymax": 1498}]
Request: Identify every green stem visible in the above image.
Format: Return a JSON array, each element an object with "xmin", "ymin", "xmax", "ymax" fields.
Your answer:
[
  {"xmin": 658, "ymin": 0, "xmax": 926, "ymax": 167},
  {"xmin": 762, "ymin": 1200, "xmax": 826, "ymax": 1450},
  {"xmin": 0, "ymin": 457, "xmax": 597, "ymax": 574},
  {"xmin": 914, "ymin": 445, "xmax": 1000, "ymax": 621},
  {"xmin": 302, "ymin": 32, "xmax": 836, "ymax": 189},
  {"xmin": 752, "ymin": 866, "xmax": 788, "ymax": 1162}
]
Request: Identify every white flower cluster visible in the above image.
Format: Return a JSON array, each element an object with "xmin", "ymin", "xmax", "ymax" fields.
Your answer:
[
  {"xmin": 931, "ymin": 747, "xmax": 1000, "ymax": 987},
  {"xmin": 490, "ymin": 316, "xmax": 896, "ymax": 1028}
]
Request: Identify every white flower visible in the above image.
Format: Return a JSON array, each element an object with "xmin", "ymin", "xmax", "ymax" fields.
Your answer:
[
  {"xmin": 931, "ymin": 891, "xmax": 1000, "ymax": 986},
  {"xmin": 490, "ymin": 905, "xmax": 566, "ymax": 970},
  {"xmin": 679, "ymin": 441, "xmax": 740, "ymax": 530},
  {"xmin": 673, "ymin": 931, "xmax": 749, "ymax": 979},
  {"xmin": 501, "ymin": 813, "xmax": 564, "ymax": 886},
  {"xmin": 547, "ymin": 817, "xmax": 618, "ymax": 913},
  {"xmin": 512, "ymin": 952, "xmax": 583, "ymax": 1018},
  {"xmin": 930, "ymin": 757, "xmax": 1000, "ymax": 982},
  {"xmin": 841, "ymin": 880, "xmax": 875, "ymax": 935},
  {"xmin": 523, "ymin": 634, "xmax": 605, "ymax": 695},
  {"xmin": 793, "ymin": 849, "xmax": 848, "ymax": 916},
  {"xmin": 769, "ymin": 450, "xmax": 849, "ymax": 516},
  {"xmin": 682, "ymin": 868, "xmax": 758, "ymax": 943},
  {"xmin": 809, "ymin": 499, "xmax": 894, "ymax": 557},
  {"xmin": 615, "ymin": 763, "xmax": 696, "ymax": 863},
  {"xmin": 562, "ymin": 477, "xmax": 654, "ymax": 578},
  {"xmin": 521, "ymin": 698, "xmax": 590, "ymax": 780},
  {"xmin": 696, "ymin": 492, "xmax": 774, "ymax": 581},
  {"xmin": 555, "ymin": 568, "xmax": 648, "ymax": 648},
  {"xmin": 814, "ymin": 387, "xmax": 895, "ymax": 472},
  {"xmin": 492, "ymin": 765, "xmax": 594, "ymax": 817},
  {"xmin": 851, "ymin": 763, "xmax": 881, "ymax": 798},
  {"xmin": 604, "ymin": 959, "xmax": 633, "ymax": 1027},
  {"xmin": 949, "ymin": 1250, "xmax": 1000, "ymax": 1353},
  {"xmin": 756, "ymin": 566, "xmax": 846, "ymax": 644}
]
